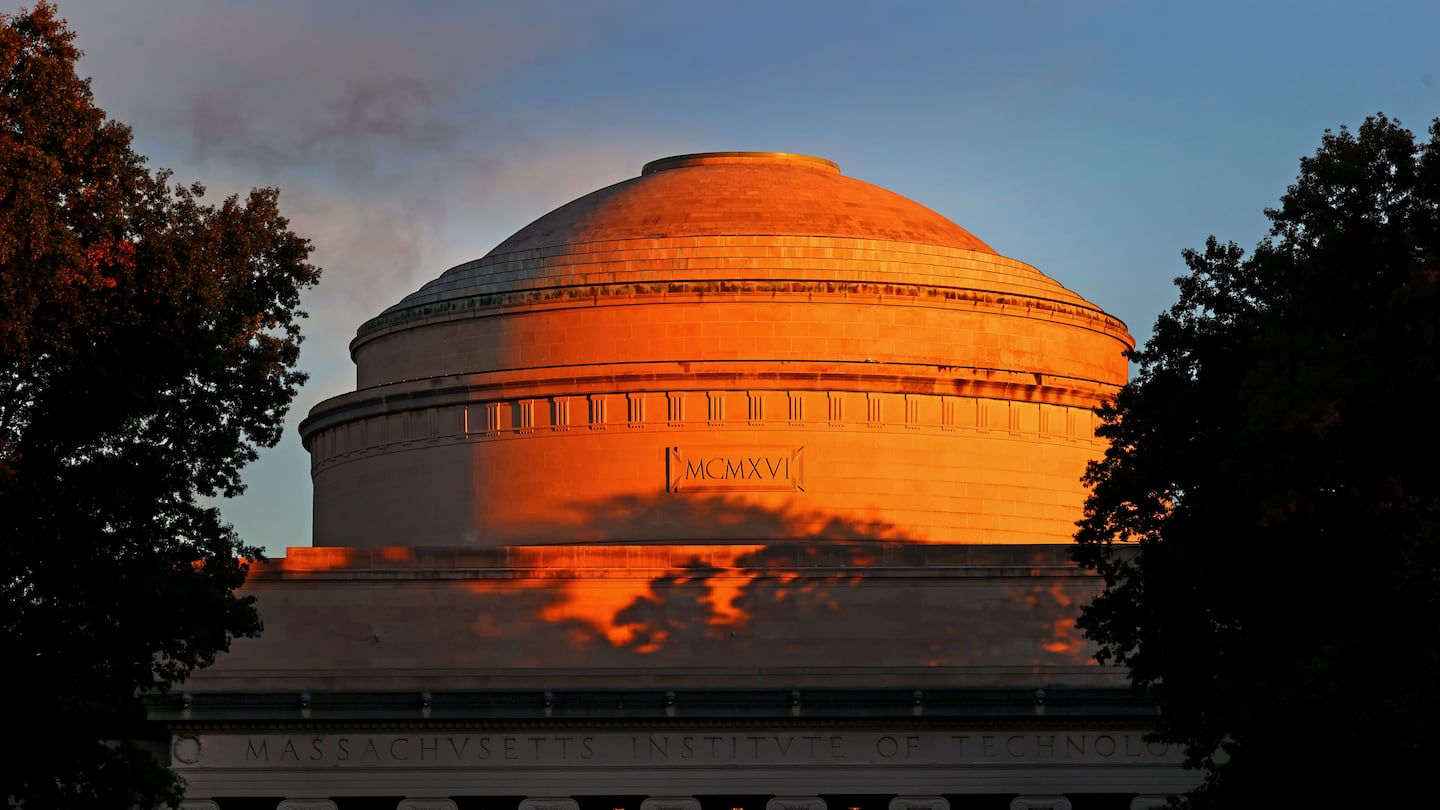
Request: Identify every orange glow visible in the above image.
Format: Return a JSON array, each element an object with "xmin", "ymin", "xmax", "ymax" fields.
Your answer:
[
  {"xmin": 539, "ymin": 581, "xmax": 660, "ymax": 648},
  {"xmin": 1048, "ymin": 582, "xmax": 1074, "ymax": 608},
  {"xmin": 519, "ymin": 545, "xmax": 763, "ymax": 653},
  {"xmin": 267, "ymin": 546, "xmax": 359, "ymax": 573},
  {"xmin": 1042, "ymin": 616, "xmax": 1084, "ymax": 655},
  {"xmin": 218, "ymin": 543, "xmax": 1104, "ymax": 676},
  {"xmin": 701, "ymin": 570, "xmax": 757, "ymax": 626}
]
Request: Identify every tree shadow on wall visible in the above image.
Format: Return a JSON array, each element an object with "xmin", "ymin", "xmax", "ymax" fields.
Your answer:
[
  {"xmin": 453, "ymin": 492, "xmax": 1096, "ymax": 673},
  {"xmin": 244, "ymin": 493, "xmax": 1099, "ymax": 681}
]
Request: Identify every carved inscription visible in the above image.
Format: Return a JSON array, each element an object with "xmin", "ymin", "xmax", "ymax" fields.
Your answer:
[
  {"xmin": 186, "ymin": 730, "xmax": 1178, "ymax": 769},
  {"xmin": 667, "ymin": 447, "xmax": 805, "ymax": 492}
]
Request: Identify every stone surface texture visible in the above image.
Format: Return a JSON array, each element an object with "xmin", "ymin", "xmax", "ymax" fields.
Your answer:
[
  {"xmin": 169, "ymin": 154, "xmax": 1189, "ymax": 804},
  {"xmin": 300, "ymin": 152, "xmax": 1132, "ymax": 548}
]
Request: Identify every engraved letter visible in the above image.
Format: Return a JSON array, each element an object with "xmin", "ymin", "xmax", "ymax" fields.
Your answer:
[{"xmin": 245, "ymin": 739, "xmax": 268, "ymax": 762}]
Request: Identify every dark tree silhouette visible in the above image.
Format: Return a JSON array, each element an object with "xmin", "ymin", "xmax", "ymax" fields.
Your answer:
[
  {"xmin": 0, "ymin": 4, "xmax": 319, "ymax": 806},
  {"xmin": 1074, "ymin": 114, "xmax": 1440, "ymax": 806}
]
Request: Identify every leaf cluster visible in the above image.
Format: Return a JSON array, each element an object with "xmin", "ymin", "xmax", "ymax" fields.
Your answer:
[
  {"xmin": 0, "ymin": 4, "xmax": 319, "ymax": 807},
  {"xmin": 1074, "ymin": 113, "xmax": 1440, "ymax": 806}
]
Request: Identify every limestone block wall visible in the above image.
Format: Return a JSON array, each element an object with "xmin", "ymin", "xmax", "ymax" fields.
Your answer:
[
  {"xmin": 303, "ymin": 366, "xmax": 1109, "ymax": 547},
  {"xmin": 191, "ymin": 544, "xmax": 1113, "ymax": 693},
  {"xmin": 352, "ymin": 288, "xmax": 1127, "ymax": 391}
]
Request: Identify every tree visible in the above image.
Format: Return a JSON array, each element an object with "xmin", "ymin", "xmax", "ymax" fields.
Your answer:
[
  {"xmin": 1073, "ymin": 113, "xmax": 1440, "ymax": 806},
  {"xmin": 0, "ymin": 4, "xmax": 319, "ymax": 806}
]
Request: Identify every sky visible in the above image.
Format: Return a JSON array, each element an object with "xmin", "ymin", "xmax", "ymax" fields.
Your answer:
[{"xmin": 44, "ymin": 0, "xmax": 1440, "ymax": 556}]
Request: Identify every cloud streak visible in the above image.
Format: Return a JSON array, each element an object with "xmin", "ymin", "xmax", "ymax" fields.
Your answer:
[{"xmin": 53, "ymin": 0, "xmax": 684, "ymax": 551}]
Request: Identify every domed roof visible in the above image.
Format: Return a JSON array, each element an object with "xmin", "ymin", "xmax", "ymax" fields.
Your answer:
[
  {"xmin": 361, "ymin": 152, "xmax": 1111, "ymax": 342},
  {"xmin": 490, "ymin": 152, "xmax": 996, "ymax": 256}
]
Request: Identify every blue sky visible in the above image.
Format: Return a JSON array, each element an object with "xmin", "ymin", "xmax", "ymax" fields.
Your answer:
[{"xmin": 52, "ymin": 0, "xmax": 1440, "ymax": 556}]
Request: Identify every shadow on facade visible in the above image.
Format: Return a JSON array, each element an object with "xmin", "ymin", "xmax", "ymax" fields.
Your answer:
[{"xmin": 231, "ymin": 493, "xmax": 1097, "ymax": 681}]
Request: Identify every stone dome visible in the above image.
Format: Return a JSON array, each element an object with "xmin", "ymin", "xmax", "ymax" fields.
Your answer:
[{"xmin": 301, "ymin": 153, "xmax": 1133, "ymax": 548}]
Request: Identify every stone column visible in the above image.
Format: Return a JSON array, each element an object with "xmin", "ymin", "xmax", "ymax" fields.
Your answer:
[
  {"xmin": 520, "ymin": 798, "xmax": 580, "ymax": 810},
  {"xmin": 889, "ymin": 797, "xmax": 948, "ymax": 810},
  {"xmin": 767, "ymin": 798, "xmax": 825, "ymax": 810},
  {"xmin": 641, "ymin": 798, "xmax": 700, "ymax": 810}
]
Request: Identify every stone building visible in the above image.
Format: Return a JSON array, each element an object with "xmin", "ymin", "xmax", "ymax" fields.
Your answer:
[{"xmin": 152, "ymin": 153, "xmax": 1194, "ymax": 810}]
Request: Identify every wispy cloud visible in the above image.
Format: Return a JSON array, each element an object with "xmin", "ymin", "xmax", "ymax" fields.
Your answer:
[{"xmin": 53, "ymin": 0, "xmax": 685, "ymax": 549}]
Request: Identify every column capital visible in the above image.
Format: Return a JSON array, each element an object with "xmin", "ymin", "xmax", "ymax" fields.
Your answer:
[
  {"xmin": 642, "ymin": 798, "xmax": 701, "ymax": 810},
  {"xmin": 890, "ymin": 797, "xmax": 949, "ymax": 810},
  {"xmin": 399, "ymin": 800, "xmax": 459, "ymax": 810},
  {"xmin": 1010, "ymin": 799, "xmax": 1072, "ymax": 810},
  {"xmin": 520, "ymin": 798, "xmax": 580, "ymax": 810},
  {"xmin": 768, "ymin": 798, "xmax": 825, "ymax": 810}
]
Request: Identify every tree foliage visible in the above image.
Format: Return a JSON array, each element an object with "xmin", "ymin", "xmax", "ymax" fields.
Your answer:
[
  {"xmin": 0, "ymin": 4, "xmax": 319, "ymax": 806},
  {"xmin": 1074, "ymin": 113, "xmax": 1440, "ymax": 805}
]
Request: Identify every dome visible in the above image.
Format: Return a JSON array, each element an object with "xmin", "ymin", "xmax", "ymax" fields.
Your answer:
[
  {"xmin": 301, "ymin": 153, "xmax": 1133, "ymax": 548},
  {"xmin": 353, "ymin": 152, "xmax": 1101, "ymax": 372}
]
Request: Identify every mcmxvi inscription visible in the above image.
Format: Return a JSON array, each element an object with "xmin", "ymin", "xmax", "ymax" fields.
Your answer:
[
  {"xmin": 667, "ymin": 447, "xmax": 805, "ymax": 493},
  {"xmin": 180, "ymin": 730, "xmax": 1180, "ymax": 769}
]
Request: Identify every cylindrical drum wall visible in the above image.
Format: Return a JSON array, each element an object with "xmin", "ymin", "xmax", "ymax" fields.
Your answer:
[{"xmin": 305, "ymin": 380, "xmax": 1112, "ymax": 547}]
